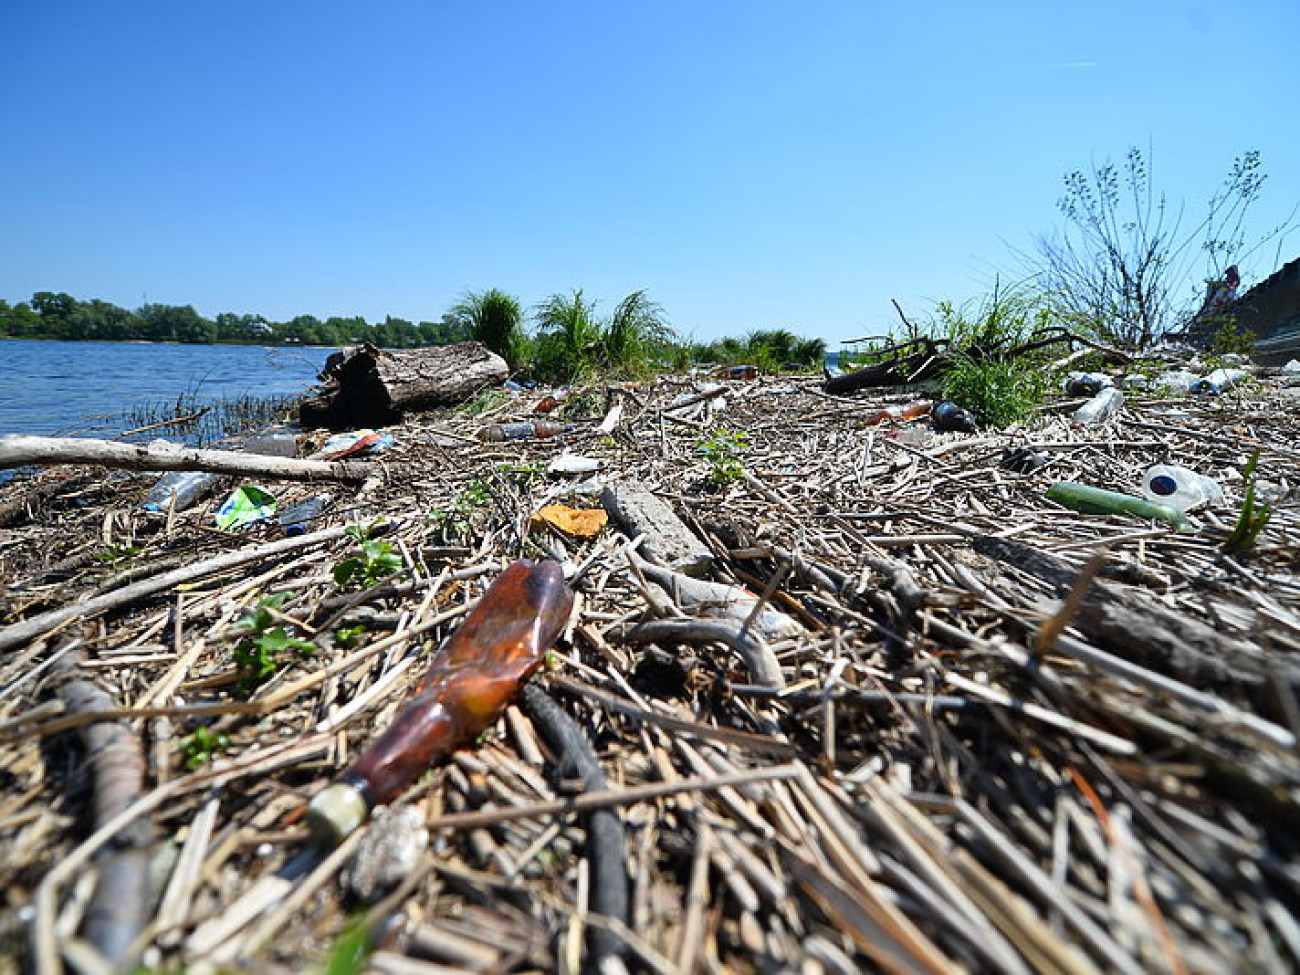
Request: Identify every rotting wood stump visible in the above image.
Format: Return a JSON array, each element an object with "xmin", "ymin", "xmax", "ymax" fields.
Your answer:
[{"xmin": 298, "ymin": 342, "xmax": 509, "ymax": 429}]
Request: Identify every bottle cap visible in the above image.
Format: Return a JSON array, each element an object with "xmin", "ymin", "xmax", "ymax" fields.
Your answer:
[{"xmin": 306, "ymin": 782, "xmax": 369, "ymax": 846}]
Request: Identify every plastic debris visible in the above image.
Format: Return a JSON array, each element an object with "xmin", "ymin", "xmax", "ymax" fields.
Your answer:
[
  {"xmin": 1000, "ymin": 446, "xmax": 1050, "ymax": 474},
  {"xmin": 1191, "ymin": 368, "xmax": 1249, "ymax": 395},
  {"xmin": 548, "ymin": 454, "xmax": 601, "ymax": 475},
  {"xmin": 866, "ymin": 400, "xmax": 932, "ymax": 426},
  {"xmin": 1046, "ymin": 481, "xmax": 1191, "ymax": 531},
  {"xmin": 715, "ymin": 364, "xmax": 759, "ymax": 380},
  {"xmin": 214, "ymin": 485, "xmax": 278, "ymax": 531},
  {"xmin": 1063, "ymin": 372, "xmax": 1113, "ymax": 396},
  {"xmin": 1140, "ymin": 465, "xmax": 1224, "ymax": 512},
  {"xmin": 278, "ymin": 494, "xmax": 333, "ymax": 535},
  {"xmin": 477, "ymin": 421, "xmax": 573, "ymax": 442},
  {"xmin": 1071, "ymin": 387, "xmax": 1124, "ymax": 428},
  {"xmin": 530, "ymin": 504, "xmax": 609, "ymax": 539},
  {"xmin": 318, "ymin": 429, "xmax": 394, "ymax": 459}
]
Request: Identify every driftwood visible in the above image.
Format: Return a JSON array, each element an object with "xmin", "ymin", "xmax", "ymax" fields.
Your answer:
[
  {"xmin": 55, "ymin": 635, "xmax": 152, "ymax": 969},
  {"xmin": 298, "ymin": 342, "xmax": 509, "ymax": 429},
  {"xmin": 0, "ymin": 435, "xmax": 375, "ymax": 482},
  {"xmin": 824, "ymin": 329, "xmax": 1130, "ymax": 395},
  {"xmin": 970, "ymin": 535, "xmax": 1300, "ymax": 710},
  {"xmin": 0, "ymin": 525, "xmax": 347, "ymax": 654}
]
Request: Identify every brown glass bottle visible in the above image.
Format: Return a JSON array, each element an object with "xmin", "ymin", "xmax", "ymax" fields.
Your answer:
[{"xmin": 307, "ymin": 560, "xmax": 573, "ymax": 843}]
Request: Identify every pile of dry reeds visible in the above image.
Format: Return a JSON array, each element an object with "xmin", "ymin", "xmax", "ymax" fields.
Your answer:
[{"xmin": 1, "ymin": 366, "xmax": 1297, "ymax": 974}]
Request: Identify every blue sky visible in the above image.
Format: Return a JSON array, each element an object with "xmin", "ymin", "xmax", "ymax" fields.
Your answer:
[{"xmin": 2, "ymin": 1, "xmax": 1297, "ymax": 346}]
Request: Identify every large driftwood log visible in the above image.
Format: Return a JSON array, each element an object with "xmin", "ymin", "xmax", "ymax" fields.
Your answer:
[
  {"xmin": 298, "ymin": 342, "xmax": 509, "ymax": 429},
  {"xmin": 0, "ymin": 436, "xmax": 374, "ymax": 482}
]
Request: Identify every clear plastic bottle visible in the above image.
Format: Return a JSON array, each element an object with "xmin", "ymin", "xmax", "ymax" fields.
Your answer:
[
  {"xmin": 142, "ymin": 470, "xmax": 221, "ymax": 513},
  {"xmin": 279, "ymin": 493, "xmax": 333, "ymax": 535},
  {"xmin": 1071, "ymin": 387, "xmax": 1124, "ymax": 428},
  {"xmin": 241, "ymin": 425, "xmax": 298, "ymax": 457},
  {"xmin": 1191, "ymin": 368, "xmax": 1249, "ymax": 395},
  {"xmin": 476, "ymin": 421, "xmax": 573, "ymax": 442},
  {"xmin": 1140, "ymin": 465, "xmax": 1223, "ymax": 511}
]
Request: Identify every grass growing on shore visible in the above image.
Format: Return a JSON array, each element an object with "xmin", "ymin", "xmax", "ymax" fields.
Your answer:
[{"xmin": 119, "ymin": 392, "xmax": 295, "ymax": 446}]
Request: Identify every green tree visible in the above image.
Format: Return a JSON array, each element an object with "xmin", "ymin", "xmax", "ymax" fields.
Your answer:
[
  {"xmin": 450, "ymin": 288, "xmax": 527, "ymax": 368},
  {"xmin": 32, "ymin": 292, "xmax": 79, "ymax": 337},
  {"xmin": 137, "ymin": 303, "xmax": 215, "ymax": 343}
]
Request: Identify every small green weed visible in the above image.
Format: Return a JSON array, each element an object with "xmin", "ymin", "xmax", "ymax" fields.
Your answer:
[
  {"xmin": 697, "ymin": 429, "xmax": 749, "ymax": 487},
  {"xmin": 333, "ymin": 624, "xmax": 367, "ymax": 649},
  {"xmin": 1224, "ymin": 449, "xmax": 1274, "ymax": 553},
  {"xmin": 334, "ymin": 524, "xmax": 404, "ymax": 588},
  {"xmin": 232, "ymin": 592, "xmax": 317, "ymax": 688},
  {"xmin": 1209, "ymin": 318, "xmax": 1256, "ymax": 356},
  {"xmin": 94, "ymin": 543, "xmax": 141, "ymax": 565},
  {"xmin": 181, "ymin": 725, "xmax": 230, "ymax": 770},
  {"xmin": 454, "ymin": 387, "xmax": 511, "ymax": 418}
]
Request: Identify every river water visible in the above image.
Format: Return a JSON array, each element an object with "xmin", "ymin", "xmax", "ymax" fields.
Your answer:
[{"xmin": 0, "ymin": 340, "xmax": 337, "ymax": 438}]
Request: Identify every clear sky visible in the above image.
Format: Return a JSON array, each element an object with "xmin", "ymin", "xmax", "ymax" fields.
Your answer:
[{"xmin": 3, "ymin": 1, "xmax": 1297, "ymax": 347}]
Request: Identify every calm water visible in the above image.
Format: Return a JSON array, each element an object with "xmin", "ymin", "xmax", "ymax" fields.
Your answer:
[{"xmin": 0, "ymin": 340, "xmax": 336, "ymax": 438}]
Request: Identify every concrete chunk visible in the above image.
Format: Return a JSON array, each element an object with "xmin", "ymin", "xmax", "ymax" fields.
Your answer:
[{"xmin": 602, "ymin": 480, "xmax": 713, "ymax": 576}]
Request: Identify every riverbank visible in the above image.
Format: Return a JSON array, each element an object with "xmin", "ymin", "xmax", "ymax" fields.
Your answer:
[{"xmin": 1, "ymin": 368, "xmax": 1298, "ymax": 972}]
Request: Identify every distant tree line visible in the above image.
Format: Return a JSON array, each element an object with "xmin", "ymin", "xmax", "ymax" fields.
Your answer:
[
  {"xmin": 0, "ymin": 292, "xmax": 469, "ymax": 348},
  {"xmin": 0, "ymin": 289, "xmax": 828, "ymax": 382}
]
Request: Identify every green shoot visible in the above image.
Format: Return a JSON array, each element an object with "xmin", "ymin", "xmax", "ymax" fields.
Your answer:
[
  {"xmin": 334, "ymin": 524, "xmax": 404, "ymax": 588},
  {"xmin": 1224, "ymin": 450, "xmax": 1274, "ymax": 552},
  {"xmin": 232, "ymin": 592, "xmax": 317, "ymax": 689},
  {"xmin": 181, "ymin": 725, "xmax": 230, "ymax": 770},
  {"xmin": 697, "ymin": 429, "xmax": 750, "ymax": 487}
]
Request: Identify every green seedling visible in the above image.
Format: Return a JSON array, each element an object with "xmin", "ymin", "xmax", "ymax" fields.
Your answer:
[
  {"xmin": 333, "ymin": 624, "xmax": 367, "ymax": 649},
  {"xmin": 181, "ymin": 725, "xmax": 230, "ymax": 770},
  {"xmin": 429, "ymin": 477, "xmax": 493, "ymax": 538},
  {"xmin": 1225, "ymin": 450, "xmax": 1274, "ymax": 552},
  {"xmin": 94, "ymin": 543, "xmax": 141, "ymax": 565},
  {"xmin": 231, "ymin": 592, "xmax": 317, "ymax": 689},
  {"xmin": 334, "ymin": 524, "xmax": 404, "ymax": 588},
  {"xmin": 697, "ymin": 429, "xmax": 750, "ymax": 487}
]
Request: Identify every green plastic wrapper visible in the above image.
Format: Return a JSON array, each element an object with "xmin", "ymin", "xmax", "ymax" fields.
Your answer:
[
  {"xmin": 1046, "ymin": 481, "xmax": 1191, "ymax": 531},
  {"xmin": 214, "ymin": 485, "xmax": 278, "ymax": 531}
]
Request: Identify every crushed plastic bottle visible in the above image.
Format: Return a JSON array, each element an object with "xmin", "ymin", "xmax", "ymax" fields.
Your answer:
[
  {"xmin": 279, "ymin": 494, "xmax": 333, "ymax": 535},
  {"xmin": 142, "ymin": 470, "xmax": 221, "ymax": 513},
  {"xmin": 1140, "ymin": 465, "xmax": 1223, "ymax": 512},
  {"xmin": 1071, "ymin": 387, "xmax": 1124, "ymax": 428},
  {"xmin": 932, "ymin": 401, "xmax": 977, "ymax": 433},
  {"xmin": 1152, "ymin": 370, "xmax": 1199, "ymax": 394},
  {"xmin": 241, "ymin": 426, "xmax": 298, "ymax": 458},
  {"xmin": 476, "ymin": 421, "xmax": 573, "ymax": 442},
  {"xmin": 1191, "ymin": 368, "xmax": 1249, "ymax": 395},
  {"xmin": 1046, "ymin": 481, "xmax": 1191, "ymax": 531}
]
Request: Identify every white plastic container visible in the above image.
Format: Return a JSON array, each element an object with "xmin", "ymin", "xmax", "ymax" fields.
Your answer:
[
  {"xmin": 1071, "ymin": 387, "xmax": 1124, "ymax": 428},
  {"xmin": 1140, "ymin": 464, "xmax": 1224, "ymax": 512}
]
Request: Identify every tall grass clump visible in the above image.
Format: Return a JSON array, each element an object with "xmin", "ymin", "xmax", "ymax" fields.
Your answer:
[
  {"xmin": 532, "ymin": 289, "xmax": 675, "ymax": 384},
  {"xmin": 933, "ymin": 286, "xmax": 1055, "ymax": 428},
  {"xmin": 451, "ymin": 288, "xmax": 529, "ymax": 370}
]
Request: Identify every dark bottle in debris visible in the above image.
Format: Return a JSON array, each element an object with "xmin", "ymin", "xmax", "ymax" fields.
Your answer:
[
  {"xmin": 715, "ymin": 364, "xmax": 759, "ymax": 380},
  {"xmin": 932, "ymin": 401, "xmax": 977, "ymax": 433},
  {"xmin": 476, "ymin": 420, "xmax": 574, "ymax": 442},
  {"xmin": 1062, "ymin": 372, "xmax": 1113, "ymax": 397},
  {"xmin": 279, "ymin": 494, "xmax": 333, "ymax": 536}
]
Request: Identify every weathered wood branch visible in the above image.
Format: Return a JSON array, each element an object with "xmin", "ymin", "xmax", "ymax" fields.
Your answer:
[
  {"xmin": 55, "ymin": 635, "xmax": 152, "ymax": 969},
  {"xmin": 970, "ymin": 535, "xmax": 1300, "ymax": 710},
  {"xmin": 0, "ymin": 435, "xmax": 375, "ymax": 482},
  {"xmin": 0, "ymin": 526, "xmax": 348, "ymax": 654},
  {"xmin": 298, "ymin": 342, "xmax": 509, "ymax": 429}
]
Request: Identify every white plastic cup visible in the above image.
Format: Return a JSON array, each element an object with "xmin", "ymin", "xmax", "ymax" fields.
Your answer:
[{"xmin": 1140, "ymin": 464, "xmax": 1224, "ymax": 512}]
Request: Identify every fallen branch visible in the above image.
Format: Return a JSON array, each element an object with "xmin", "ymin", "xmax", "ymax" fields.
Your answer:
[
  {"xmin": 0, "ymin": 526, "xmax": 349, "ymax": 654},
  {"xmin": 0, "ymin": 435, "xmax": 375, "ymax": 482},
  {"xmin": 55, "ymin": 638, "xmax": 152, "ymax": 970}
]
